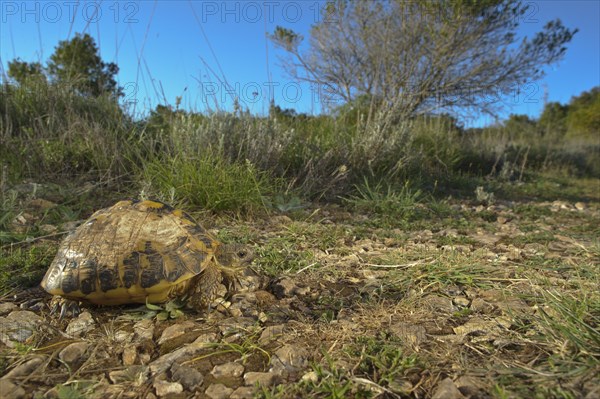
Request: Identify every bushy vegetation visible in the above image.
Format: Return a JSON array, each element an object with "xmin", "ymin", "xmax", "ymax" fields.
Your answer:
[{"xmin": 1, "ymin": 26, "xmax": 597, "ymax": 217}]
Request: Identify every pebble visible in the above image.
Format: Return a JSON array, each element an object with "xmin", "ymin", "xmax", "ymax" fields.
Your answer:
[
  {"xmin": 270, "ymin": 345, "xmax": 309, "ymax": 376},
  {"xmin": 2, "ymin": 357, "xmax": 44, "ymax": 379},
  {"xmin": 470, "ymin": 298, "xmax": 495, "ymax": 314},
  {"xmin": 0, "ymin": 302, "xmax": 18, "ymax": 316},
  {"xmin": 149, "ymin": 334, "xmax": 217, "ymax": 375},
  {"xmin": 65, "ymin": 311, "xmax": 95, "ymax": 337},
  {"xmin": 28, "ymin": 198, "xmax": 57, "ymax": 210},
  {"xmin": 205, "ymin": 383, "xmax": 234, "ymax": 399},
  {"xmin": 0, "ymin": 311, "xmax": 42, "ymax": 347},
  {"xmin": 114, "ymin": 330, "xmax": 133, "ymax": 343},
  {"xmin": 58, "ymin": 342, "xmax": 90, "ymax": 367},
  {"xmin": 0, "ymin": 379, "xmax": 26, "ymax": 399},
  {"xmin": 153, "ymin": 380, "xmax": 183, "ymax": 397},
  {"xmin": 133, "ymin": 319, "xmax": 155, "ymax": 341},
  {"xmin": 454, "ymin": 375, "xmax": 483, "ymax": 397},
  {"xmin": 388, "ymin": 322, "xmax": 427, "ymax": 347},
  {"xmin": 157, "ymin": 321, "xmax": 195, "ymax": 345},
  {"xmin": 230, "ymin": 386, "xmax": 256, "ymax": 399},
  {"xmin": 496, "ymin": 216, "xmax": 508, "ymax": 224},
  {"xmin": 431, "ymin": 377, "xmax": 465, "ymax": 399},
  {"xmin": 39, "ymin": 224, "xmax": 58, "ymax": 234},
  {"xmin": 259, "ymin": 324, "xmax": 286, "ymax": 345},
  {"xmin": 270, "ymin": 278, "xmax": 298, "ymax": 298},
  {"xmin": 452, "ymin": 297, "xmax": 471, "ymax": 308},
  {"xmin": 301, "ymin": 370, "xmax": 319, "ymax": 383},
  {"xmin": 108, "ymin": 365, "xmax": 149, "ymax": 384},
  {"xmin": 122, "ymin": 346, "xmax": 139, "ymax": 366},
  {"xmin": 171, "ymin": 363, "xmax": 204, "ymax": 391},
  {"xmin": 211, "ymin": 362, "xmax": 245, "ymax": 378},
  {"xmin": 61, "ymin": 221, "xmax": 81, "ymax": 231},
  {"xmin": 243, "ymin": 371, "xmax": 279, "ymax": 387}
]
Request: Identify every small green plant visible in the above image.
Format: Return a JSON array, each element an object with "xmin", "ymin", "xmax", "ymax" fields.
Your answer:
[
  {"xmin": 144, "ymin": 299, "xmax": 185, "ymax": 321},
  {"xmin": 0, "ymin": 244, "xmax": 56, "ymax": 294},
  {"xmin": 344, "ymin": 179, "xmax": 423, "ymax": 222},
  {"xmin": 255, "ymin": 239, "xmax": 316, "ymax": 276},
  {"xmin": 294, "ymin": 358, "xmax": 371, "ymax": 399},
  {"xmin": 55, "ymin": 381, "xmax": 95, "ymax": 399},
  {"xmin": 139, "ymin": 154, "xmax": 276, "ymax": 214},
  {"xmin": 270, "ymin": 194, "xmax": 306, "ymax": 212},
  {"xmin": 349, "ymin": 335, "xmax": 421, "ymax": 393},
  {"xmin": 182, "ymin": 328, "xmax": 270, "ymax": 366},
  {"xmin": 475, "ymin": 186, "xmax": 495, "ymax": 205}
]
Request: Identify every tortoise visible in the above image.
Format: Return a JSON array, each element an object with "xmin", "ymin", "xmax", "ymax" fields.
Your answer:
[{"xmin": 41, "ymin": 200, "xmax": 254, "ymax": 315}]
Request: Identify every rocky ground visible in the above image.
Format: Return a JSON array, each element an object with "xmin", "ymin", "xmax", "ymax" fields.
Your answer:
[{"xmin": 0, "ymin": 179, "xmax": 599, "ymax": 398}]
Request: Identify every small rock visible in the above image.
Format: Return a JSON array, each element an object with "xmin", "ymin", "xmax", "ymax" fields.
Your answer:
[
  {"xmin": 342, "ymin": 254, "xmax": 361, "ymax": 267},
  {"xmin": 254, "ymin": 290, "xmax": 277, "ymax": 308},
  {"xmin": 271, "ymin": 278, "xmax": 297, "ymax": 299},
  {"xmin": 295, "ymin": 286, "xmax": 311, "ymax": 295},
  {"xmin": 431, "ymin": 377, "xmax": 465, "ymax": 399},
  {"xmin": 258, "ymin": 311, "xmax": 269, "ymax": 323},
  {"xmin": 453, "ymin": 317, "xmax": 505, "ymax": 337},
  {"xmin": 123, "ymin": 346, "xmax": 139, "ymax": 366},
  {"xmin": 453, "ymin": 297, "xmax": 471, "ymax": 308},
  {"xmin": 61, "ymin": 221, "xmax": 81, "ymax": 231},
  {"xmin": 0, "ymin": 379, "xmax": 26, "ymax": 399},
  {"xmin": 114, "ymin": 330, "xmax": 134, "ymax": 343},
  {"xmin": 133, "ymin": 319, "xmax": 155, "ymax": 341},
  {"xmin": 58, "ymin": 342, "xmax": 90, "ymax": 367},
  {"xmin": 0, "ymin": 311, "xmax": 42, "ymax": 347},
  {"xmin": 39, "ymin": 224, "xmax": 58, "ymax": 234},
  {"xmin": 243, "ymin": 371, "xmax": 279, "ymax": 387},
  {"xmin": 218, "ymin": 318, "xmax": 256, "ymax": 336},
  {"xmin": 149, "ymin": 335, "xmax": 216, "ymax": 375},
  {"xmin": 230, "ymin": 308, "xmax": 245, "ymax": 318},
  {"xmin": 388, "ymin": 322, "xmax": 427, "ymax": 347},
  {"xmin": 301, "ymin": 371, "xmax": 319, "ymax": 383},
  {"xmin": 422, "ymin": 295, "xmax": 454, "ymax": 313},
  {"xmin": 470, "ymin": 298, "xmax": 495, "ymax": 314},
  {"xmin": 271, "ymin": 215, "xmax": 292, "ymax": 225},
  {"xmin": 153, "ymin": 380, "xmax": 183, "ymax": 397},
  {"xmin": 575, "ymin": 202, "xmax": 586, "ymax": 210},
  {"xmin": 0, "ymin": 302, "xmax": 18, "ymax": 316},
  {"xmin": 270, "ymin": 345, "xmax": 309, "ymax": 376},
  {"xmin": 211, "ymin": 362, "xmax": 245, "ymax": 378},
  {"xmin": 171, "ymin": 363, "xmax": 204, "ymax": 391},
  {"xmin": 259, "ymin": 324, "xmax": 286, "ymax": 345},
  {"xmin": 3, "ymin": 357, "xmax": 44, "ymax": 379},
  {"xmin": 108, "ymin": 365, "xmax": 149, "ymax": 384},
  {"xmin": 551, "ymin": 200, "xmax": 571, "ymax": 211},
  {"xmin": 230, "ymin": 386, "xmax": 256, "ymax": 399},
  {"xmin": 28, "ymin": 198, "xmax": 57, "ymax": 210},
  {"xmin": 496, "ymin": 216, "xmax": 508, "ymax": 224},
  {"xmin": 158, "ymin": 321, "xmax": 195, "ymax": 345},
  {"xmin": 205, "ymin": 383, "xmax": 234, "ymax": 399},
  {"xmin": 66, "ymin": 311, "xmax": 95, "ymax": 337},
  {"xmin": 455, "ymin": 375, "xmax": 484, "ymax": 397}
]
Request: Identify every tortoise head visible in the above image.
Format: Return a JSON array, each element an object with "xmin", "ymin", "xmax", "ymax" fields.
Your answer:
[
  {"xmin": 215, "ymin": 243, "xmax": 255, "ymax": 292},
  {"xmin": 216, "ymin": 244, "xmax": 255, "ymax": 268}
]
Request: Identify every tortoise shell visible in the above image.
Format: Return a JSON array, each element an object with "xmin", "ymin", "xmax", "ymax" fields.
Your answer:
[{"xmin": 41, "ymin": 200, "xmax": 253, "ymax": 307}]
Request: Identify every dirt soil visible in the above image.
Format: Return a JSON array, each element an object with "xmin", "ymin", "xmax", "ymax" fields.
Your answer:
[{"xmin": 0, "ymin": 181, "xmax": 599, "ymax": 399}]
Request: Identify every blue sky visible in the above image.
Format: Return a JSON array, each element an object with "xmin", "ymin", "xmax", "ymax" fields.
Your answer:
[{"xmin": 1, "ymin": 1, "xmax": 598, "ymax": 126}]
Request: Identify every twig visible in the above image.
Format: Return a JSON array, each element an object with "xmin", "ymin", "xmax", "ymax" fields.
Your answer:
[
  {"xmin": 1, "ymin": 231, "xmax": 69, "ymax": 249},
  {"xmin": 351, "ymin": 377, "xmax": 402, "ymax": 399},
  {"xmin": 362, "ymin": 258, "xmax": 435, "ymax": 269},
  {"xmin": 296, "ymin": 262, "xmax": 319, "ymax": 274}
]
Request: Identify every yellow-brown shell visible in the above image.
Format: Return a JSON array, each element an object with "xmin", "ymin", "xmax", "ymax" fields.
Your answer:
[{"xmin": 41, "ymin": 200, "xmax": 251, "ymax": 306}]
